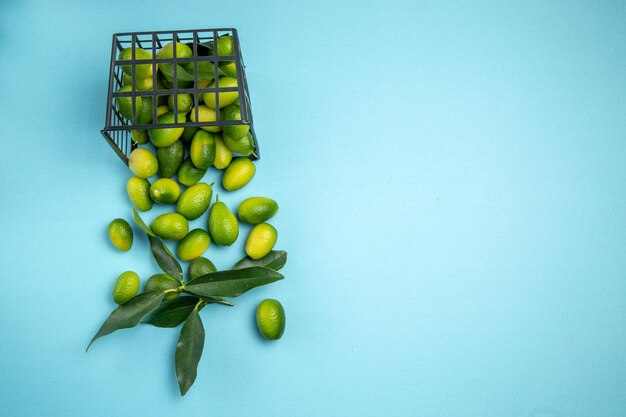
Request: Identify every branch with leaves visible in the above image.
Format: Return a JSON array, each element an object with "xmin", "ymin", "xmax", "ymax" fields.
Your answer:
[{"xmin": 87, "ymin": 209, "xmax": 287, "ymax": 396}]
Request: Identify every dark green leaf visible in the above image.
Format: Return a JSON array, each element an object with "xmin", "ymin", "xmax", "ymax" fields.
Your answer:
[
  {"xmin": 87, "ymin": 291, "xmax": 164, "ymax": 351},
  {"xmin": 148, "ymin": 235, "xmax": 183, "ymax": 282},
  {"xmin": 132, "ymin": 208, "xmax": 156, "ymax": 236},
  {"xmin": 232, "ymin": 250, "xmax": 288, "ymax": 271},
  {"xmin": 143, "ymin": 296, "xmax": 199, "ymax": 328},
  {"xmin": 133, "ymin": 209, "xmax": 183, "ymax": 282},
  {"xmin": 184, "ymin": 267, "xmax": 284, "ymax": 298},
  {"xmin": 175, "ymin": 308, "xmax": 205, "ymax": 396},
  {"xmin": 159, "ymin": 62, "xmax": 196, "ymax": 81}
]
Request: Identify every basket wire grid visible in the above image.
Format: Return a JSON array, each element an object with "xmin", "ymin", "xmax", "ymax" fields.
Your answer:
[{"xmin": 101, "ymin": 28, "xmax": 259, "ymax": 165}]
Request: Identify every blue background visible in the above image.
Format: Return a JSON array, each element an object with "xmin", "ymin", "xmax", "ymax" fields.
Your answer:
[{"xmin": 1, "ymin": 1, "xmax": 625, "ymax": 416}]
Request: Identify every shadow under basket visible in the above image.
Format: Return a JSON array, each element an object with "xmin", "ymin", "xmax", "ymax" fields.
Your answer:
[{"xmin": 101, "ymin": 28, "xmax": 259, "ymax": 165}]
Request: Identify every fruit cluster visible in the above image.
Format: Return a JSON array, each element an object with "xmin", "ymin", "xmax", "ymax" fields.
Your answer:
[{"xmin": 91, "ymin": 37, "xmax": 286, "ymax": 396}]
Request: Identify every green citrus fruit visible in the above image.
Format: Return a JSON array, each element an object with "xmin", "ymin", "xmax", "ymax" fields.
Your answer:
[
  {"xmin": 245, "ymin": 223, "xmax": 278, "ymax": 260},
  {"xmin": 208, "ymin": 195, "xmax": 239, "ymax": 246},
  {"xmin": 150, "ymin": 178, "xmax": 181, "ymax": 203},
  {"xmin": 177, "ymin": 158, "xmax": 207, "ymax": 186},
  {"xmin": 177, "ymin": 229, "xmax": 211, "ymax": 261},
  {"xmin": 118, "ymin": 47, "xmax": 154, "ymax": 79},
  {"xmin": 127, "ymin": 176, "xmax": 153, "ymax": 211},
  {"xmin": 237, "ymin": 197, "xmax": 279, "ymax": 224},
  {"xmin": 204, "ymin": 77, "xmax": 239, "ymax": 109},
  {"xmin": 256, "ymin": 299, "xmax": 286, "ymax": 340},
  {"xmin": 156, "ymin": 42, "xmax": 192, "ymax": 80},
  {"xmin": 123, "ymin": 73, "xmax": 154, "ymax": 91},
  {"xmin": 115, "ymin": 85, "xmax": 153, "ymax": 124},
  {"xmin": 189, "ymin": 105, "xmax": 221, "ymax": 132},
  {"xmin": 168, "ymin": 93, "xmax": 193, "ymax": 114},
  {"xmin": 156, "ymin": 140, "xmax": 184, "ymax": 178},
  {"xmin": 156, "ymin": 105, "xmax": 170, "ymax": 117},
  {"xmin": 145, "ymin": 274, "xmax": 180, "ymax": 300},
  {"xmin": 222, "ymin": 157, "xmax": 255, "ymax": 191},
  {"xmin": 221, "ymin": 104, "xmax": 249, "ymax": 139},
  {"xmin": 188, "ymin": 257, "xmax": 217, "ymax": 280},
  {"xmin": 128, "ymin": 148, "xmax": 158, "ymax": 178},
  {"xmin": 190, "ymin": 130, "xmax": 216, "ymax": 169},
  {"xmin": 219, "ymin": 61, "xmax": 237, "ymax": 77},
  {"xmin": 223, "ymin": 131, "xmax": 255, "ymax": 156},
  {"xmin": 176, "ymin": 182, "xmax": 214, "ymax": 220},
  {"xmin": 213, "ymin": 134, "xmax": 233, "ymax": 169},
  {"xmin": 150, "ymin": 213, "xmax": 189, "ymax": 240},
  {"xmin": 130, "ymin": 130, "xmax": 149, "ymax": 145},
  {"xmin": 216, "ymin": 36, "xmax": 234, "ymax": 56},
  {"xmin": 108, "ymin": 218, "xmax": 133, "ymax": 251},
  {"xmin": 112, "ymin": 271, "xmax": 140, "ymax": 305},
  {"xmin": 149, "ymin": 112, "xmax": 186, "ymax": 147}
]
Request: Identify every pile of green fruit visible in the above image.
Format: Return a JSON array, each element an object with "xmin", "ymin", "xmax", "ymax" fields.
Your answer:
[{"xmin": 89, "ymin": 38, "xmax": 286, "ymax": 397}]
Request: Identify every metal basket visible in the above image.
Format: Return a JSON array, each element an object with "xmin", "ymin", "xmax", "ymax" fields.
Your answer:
[{"xmin": 101, "ymin": 28, "xmax": 259, "ymax": 165}]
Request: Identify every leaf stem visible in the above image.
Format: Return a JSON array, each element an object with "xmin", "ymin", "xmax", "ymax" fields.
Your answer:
[
  {"xmin": 179, "ymin": 288, "xmax": 234, "ymax": 306},
  {"xmin": 202, "ymin": 296, "xmax": 235, "ymax": 306}
]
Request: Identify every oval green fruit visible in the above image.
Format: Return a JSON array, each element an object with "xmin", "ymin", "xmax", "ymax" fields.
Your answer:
[
  {"xmin": 188, "ymin": 257, "xmax": 217, "ymax": 280},
  {"xmin": 177, "ymin": 229, "xmax": 211, "ymax": 261},
  {"xmin": 156, "ymin": 42, "xmax": 192, "ymax": 80},
  {"xmin": 246, "ymin": 223, "xmax": 277, "ymax": 260},
  {"xmin": 150, "ymin": 178, "xmax": 181, "ymax": 203},
  {"xmin": 156, "ymin": 105, "xmax": 170, "ymax": 117},
  {"xmin": 156, "ymin": 140, "xmax": 184, "ymax": 178},
  {"xmin": 208, "ymin": 195, "xmax": 239, "ymax": 246},
  {"xmin": 222, "ymin": 157, "xmax": 256, "ymax": 191},
  {"xmin": 223, "ymin": 131, "xmax": 255, "ymax": 156},
  {"xmin": 256, "ymin": 299, "xmax": 286, "ymax": 341},
  {"xmin": 219, "ymin": 61, "xmax": 237, "ymax": 78},
  {"xmin": 115, "ymin": 85, "xmax": 153, "ymax": 124},
  {"xmin": 108, "ymin": 218, "xmax": 133, "ymax": 251},
  {"xmin": 168, "ymin": 93, "xmax": 193, "ymax": 114},
  {"xmin": 237, "ymin": 197, "xmax": 279, "ymax": 224},
  {"xmin": 123, "ymin": 73, "xmax": 154, "ymax": 91},
  {"xmin": 176, "ymin": 182, "xmax": 213, "ymax": 220},
  {"xmin": 150, "ymin": 213, "xmax": 189, "ymax": 240},
  {"xmin": 221, "ymin": 104, "xmax": 249, "ymax": 140},
  {"xmin": 128, "ymin": 148, "xmax": 158, "ymax": 179},
  {"xmin": 189, "ymin": 105, "xmax": 221, "ymax": 132},
  {"xmin": 216, "ymin": 36, "xmax": 234, "ymax": 56},
  {"xmin": 149, "ymin": 112, "xmax": 186, "ymax": 147},
  {"xmin": 177, "ymin": 158, "xmax": 207, "ymax": 186},
  {"xmin": 127, "ymin": 176, "xmax": 153, "ymax": 211},
  {"xmin": 213, "ymin": 134, "xmax": 233, "ymax": 169},
  {"xmin": 190, "ymin": 130, "xmax": 216, "ymax": 169},
  {"xmin": 204, "ymin": 77, "xmax": 239, "ymax": 109},
  {"xmin": 145, "ymin": 273, "xmax": 180, "ymax": 300},
  {"xmin": 112, "ymin": 271, "xmax": 140, "ymax": 305},
  {"xmin": 130, "ymin": 130, "xmax": 149, "ymax": 145},
  {"xmin": 118, "ymin": 47, "xmax": 154, "ymax": 79}
]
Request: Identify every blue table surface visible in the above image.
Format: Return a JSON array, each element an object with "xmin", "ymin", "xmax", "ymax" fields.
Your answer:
[{"xmin": 1, "ymin": 1, "xmax": 625, "ymax": 416}]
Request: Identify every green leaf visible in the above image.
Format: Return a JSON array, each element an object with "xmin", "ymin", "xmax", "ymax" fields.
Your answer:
[
  {"xmin": 232, "ymin": 250, "xmax": 288, "ymax": 271},
  {"xmin": 159, "ymin": 62, "xmax": 197, "ymax": 82},
  {"xmin": 184, "ymin": 267, "xmax": 284, "ymax": 298},
  {"xmin": 87, "ymin": 291, "xmax": 164, "ymax": 351},
  {"xmin": 133, "ymin": 209, "xmax": 183, "ymax": 282},
  {"xmin": 175, "ymin": 308, "xmax": 205, "ymax": 396},
  {"xmin": 132, "ymin": 208, "xmax": 155, "ymax": 237},
  {"xmin": 143, "ymin": 296, "xmax": 199, "ymax": 328},
  {"xmin": 148, "ymin": 235, "xmax": 183, "ymax": 282}
]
